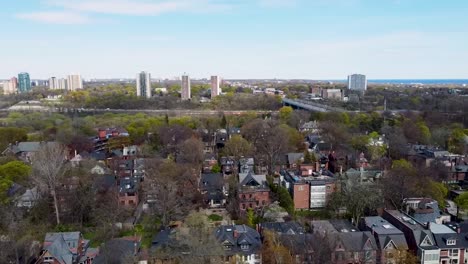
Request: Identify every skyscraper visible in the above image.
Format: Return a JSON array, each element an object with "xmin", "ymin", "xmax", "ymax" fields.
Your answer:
[
  {"xmin": 347, "ymin": 74, "xmax": 367, "ymax": 91},
  {"xmin": 58, "ymin": 78, "xmax": 67, "ymax": 90},
  {"xmin": 136, "ymin": 71, "xmax": 151, "ymax": 98},
  {"xmin": 181, "ymin": 74, "xmax": 191, "ymax": 100},
  {"xmin": 67, "ymin": 74, "xmax": 83, "ymax": 91},
  {"xmin": 211, "ymin": 75, "xmax": 221, "ymax": 98},
  {"xmin": 2, "ymin": 79, "xmax": 16, "ymax": 95},
  {"xmin": 18, "ymin": 72, "xmax": 31, "ymax": 93},
  {"xmin": 49, "ymin": 77, "xmax": 58, "ymax": 89}
]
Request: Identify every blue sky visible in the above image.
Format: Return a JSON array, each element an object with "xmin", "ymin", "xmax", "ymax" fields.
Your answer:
[{"xmin": 2, "ymin": 0, "xmax": 468, "ymax": 79}]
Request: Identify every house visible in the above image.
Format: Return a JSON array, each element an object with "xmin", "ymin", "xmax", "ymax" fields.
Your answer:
[
  {"xmin": 2, "ymin": 141, "xmax": 61, "ymax": 162},
  {"xmin": 260, "ymin": 221, "xmax": 305, "ymax": 235},
  {"xmin": 93, "ymin": 236, "xmax": 141, "ymax": 264},
  {"xmin": 382, "ymin": 210, "xmax": 440, "ymax": 264},
  {"xmin": 360, "ymin": 216, "xmax": 409, "ymax": 264},
  {"xmin": 238, "ymin": 172, "xmax": 271, "ymax": 213},
  {"xmin": 70, "ymin": 153, "xmax": 83, "ymax": 167},
  {"xmin": 90, "ymin": 164, "xmax": 109, "ymax": 175},
  {"xmin": 220, "ymin": 157, "xmax": 235, "ymax": 176},
  {"xmin": 215, "ymin": 225, "xmax": 262, "ymax": 264},
  {"xmin": 280, "ymin": 170, "xmax": 337, "ymax": 210},
  {"xmin": 286, "ymin": 153, "xmax": 304, "ymax": 168},
  {"xmin": 343, "ymin": 168, "xmax": 382, "ymax": 187},
  {"xmin": 259, "ymin": 222, "xmax": 315, "ymax": 262},
  {"xmin": 300, "ymin": 121, "xmax": 319, "ymax": 133},
  {"xmin": 39, "ymin": 232, "xmax": 98, "ymax": 264},
  {"xmin": 15, "ymin": 186, "xmax": 40, "ymax": 209},
  {"xmin": 403, "ymin": 198, "xmax": 451, "ymax": 225},
  {"xmin": 200, "ymin": 173, "xmax": 227, "ymax": 208},
  {"xmin": 430, "ymin": 223, "xmax": 468, "ymax": 264},
  {"xmin": 203, "ymin": 154, "xmax": 218, "ymax": 173},
  {"xmin": 311, "ymin": 220, "xmax": 378, "ymax": 264},
  {"xmin": 119, "ymin": 177, "xmax": 139, "ymax": 207},
  {"xmin": 239, "ymin": 158, "xmax": 255, "ymax": 174}
]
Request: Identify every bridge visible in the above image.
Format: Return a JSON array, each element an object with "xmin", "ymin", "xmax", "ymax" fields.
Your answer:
[{"xmin": 282, "ymin": 98, "xmax": 346, "ymax": 112}]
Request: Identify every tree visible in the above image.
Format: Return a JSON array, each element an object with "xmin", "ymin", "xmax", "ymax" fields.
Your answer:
[
  {"xmin": 279, "ymin": 106, "xmax": 293, "ymax": 123},
  {"xmin": 223, "ymin": 135, "xmax": 253, "ymax": 172},
  {"xmin": 246, "ymin": 208, "xmax": 255, "ymax": 228},
  {"xmin": 0, "ymin": 161, "xmax": 31, "ymax": 203},
  {"xmin": 31, "ymin": 143, "xmax": 69, "ymax": 225},
  {"xmin": 0, "ymin": 127, "xmax": 28, "ymax": 151},
  {"xmin": 145, "ymin": 160, "xmax": 200, "ymax": 226},
  {"xmin": 176, "ymin": 137, "xmax": 204, "ymax": 165},
  {"xmin": 154, "ymin": 212, "xmax": 224, "ymax": 263},
  {"xmin": 426, "ymin": 181, "xmax": 448, "ymax": 209},
  {"xmin": 277, "ymin": 187, "xmax": 295, "ymax": 215},
  {"xmin": 381, "ymin": 159, "xmax": 425, "ymax": 209},
  {"xmin": 455, "ymin": 192, "xmax": 468, "ymax": 219},
  {"xmin": 262, "ymin": 230, "xmax": 294, "ymax": 264},
  {"xmin": 303, "ymin": 150, "xmax": 316, "ymax": 164}
]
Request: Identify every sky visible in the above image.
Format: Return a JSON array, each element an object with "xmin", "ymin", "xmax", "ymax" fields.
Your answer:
[{"xmin": 1, "ymin": 0, "xmax": 468, "ymax": 80}]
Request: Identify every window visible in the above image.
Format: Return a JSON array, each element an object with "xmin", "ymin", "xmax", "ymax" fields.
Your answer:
[
  {"xmin": 299, "ymin": 186, "xmax": 304, "ymax": 191},
  {"xmin": 447, "ymin": 239, "xmax": 456, "ymax": 246},
  {"xmin": 450, "ymin": 249, "xmax": 459, "ymax": 257},
  {"xmin": 241, "ymin": 244, "xmax": 250, "ymax": 250}
]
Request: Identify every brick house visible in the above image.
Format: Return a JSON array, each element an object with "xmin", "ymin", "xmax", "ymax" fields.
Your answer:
[
  {"xmin": 360, "ymin": 216, "xmax": 409, "ymax": 264},
  {"xmin": 311, "ymin": 220, "xmax": 378, "ymax": 264},
  {"xmin": 238, "ymin": 172, "xmax": 270, "ymax": 213},
  {"xmin": 118, "ymin": 177, "xmax": 139, "ymax": 207},
  {"xmin": 382, "ymin": 210, "xmax": 440, "ymax": 264}
]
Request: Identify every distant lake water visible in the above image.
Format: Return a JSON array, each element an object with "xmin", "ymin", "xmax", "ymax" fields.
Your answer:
[
  {"xmin": 326, "ymin": 79, "xmax": 468, "ymax": 85},
  {"xmin": 369, "ymin": 79, "xmax": 468, "ymax": 85}
]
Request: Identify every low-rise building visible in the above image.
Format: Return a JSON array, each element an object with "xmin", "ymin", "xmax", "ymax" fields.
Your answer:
[
  {"xmin": 360, "ymin": 216, "xmax": 409, "ymax": 264},
  {"xmin": 200, "ymin": 173, "xmax": 227, "ymax": 208},
  {"xmin": 215, "ymin": 225, "xmax": 262, "ymax": 264},
  {"xmin": 383, "ymin": 210, "xmax": 440, "ymax": 264},
  {"xmin": 39, "ymin": 232, "xmax": 98, "ymax": 264},
  {"xmin": 311, "ymin": 220, "xmax": 378, "ymax": 264},
  {"xmin": 238, "ymin": 172, "xmax": 270, "ymax": 213}
]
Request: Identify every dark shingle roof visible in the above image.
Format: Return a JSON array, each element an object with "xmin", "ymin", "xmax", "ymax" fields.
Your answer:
[
  {"xmin": 261, "ymin": 222, "xmax": 305, "ymax": 235},
  {"xmin": 215, "ymin": 225, "xmax": 262, "ymax": 255}
]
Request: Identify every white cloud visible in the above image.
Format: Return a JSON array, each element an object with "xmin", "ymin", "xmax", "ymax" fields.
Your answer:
[
  {"xmin": 46, "ymin": 0, "xmax": 231, "ymax": 16},
  {"xmin": 16, "ymin": 11, "xmax": 91, "ymax": 24}
]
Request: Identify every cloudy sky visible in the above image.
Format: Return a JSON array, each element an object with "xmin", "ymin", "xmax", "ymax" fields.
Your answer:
[{"xmin": 2, "ymin": 0, "xmax": 468, "ymax": 79}]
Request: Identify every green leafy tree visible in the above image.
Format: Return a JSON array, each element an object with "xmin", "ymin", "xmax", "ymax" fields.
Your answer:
[
  {"xmin": 279, "ymin": 106, "xmax": 293, "ymax": 123},
  {"xmin": 0, "ymin": 161, "xmax": 31, "ymax": 204},
  {"xmin": 0, "ymin": 127, "xmax": 28, "ymax": 152},
  {"xmin": 277, "ymin": 187, "xmax": 294, "ymax": 215},
  {"xmin": 246, "ymin": 208, "xmax": 255, "ymax": 228},
  {"xmin": 211, "ymin": 164, "xmax": 221, "ymax": 173},
  {"xmin": 455, "ymin": 192, "xmax": 468, "ymax": 219},
  {"xmin": 427, "ymin": 181, "xmax": 448, "ymax": 209}
]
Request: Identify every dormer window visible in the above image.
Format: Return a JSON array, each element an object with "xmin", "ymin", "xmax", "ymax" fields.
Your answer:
[
  {"xmin": 447, "ymin": 239, "xmax": 456, "ymax": 246},
  {"xmin": 241, "ymin": 244, "xmax": 250, "ymax": 250}
]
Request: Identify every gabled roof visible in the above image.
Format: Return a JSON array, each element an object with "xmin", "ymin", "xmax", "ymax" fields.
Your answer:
[
  {"xmin": 43, "ymin": 232, "xmax": 81, "ymax": 264},
  {"xmin": 215, "ymin": 225, "xmax": 262, "ymax": 255},
  {"xmin": 239, "ymin": 172, "xmax": 266, "ymax": 187},
  {"xmin": 261, "ymin": 222, "xmax": 305, "ymax": 235},
  {"xmin": 8, "ymin": 141, "xmax": 59, "ymax": 154}
]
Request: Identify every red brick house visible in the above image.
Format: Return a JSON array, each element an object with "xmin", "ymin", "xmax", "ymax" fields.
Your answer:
[
  {"xmin": 238, "ymin": 172, "xmax": 270, "ymax": 213},
  {"xmin": 292, "ymin": 183, "xmax": 310, "ymax": 210}
]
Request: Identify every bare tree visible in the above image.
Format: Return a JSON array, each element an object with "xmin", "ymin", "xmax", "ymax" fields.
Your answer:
[
  {"xmin": 145, "ymin": 160, "xmax": 200, "ymax": 226},
  {"xmin": 31, "ymin": 143, "xmax": 69, "ymax": 225}
]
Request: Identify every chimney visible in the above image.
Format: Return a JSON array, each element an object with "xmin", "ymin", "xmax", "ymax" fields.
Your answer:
[
  {"xmin": 234, "ymin": 230, "xmax": 239, "ymax": 238},
  {"xmin": 457, "ymin": 227, "xmax": 461, "ymax": 234}
]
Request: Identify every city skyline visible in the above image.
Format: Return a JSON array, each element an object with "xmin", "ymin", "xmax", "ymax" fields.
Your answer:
[{"xmin": 2, "ymin": 0, "xmax": 468, "ymax": 79}]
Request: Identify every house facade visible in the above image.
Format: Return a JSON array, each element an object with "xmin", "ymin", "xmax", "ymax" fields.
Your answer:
[
  {"xmin": 238, "ymin": 173, "xmax": 270, "ymax": 213},
  {"xmin": 215, "ymin": 225, "xmax": 262, "ymax": 264},
  {"xmin": 39, "ymin": 232, "xmax": 98, "ymax": 264}
]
